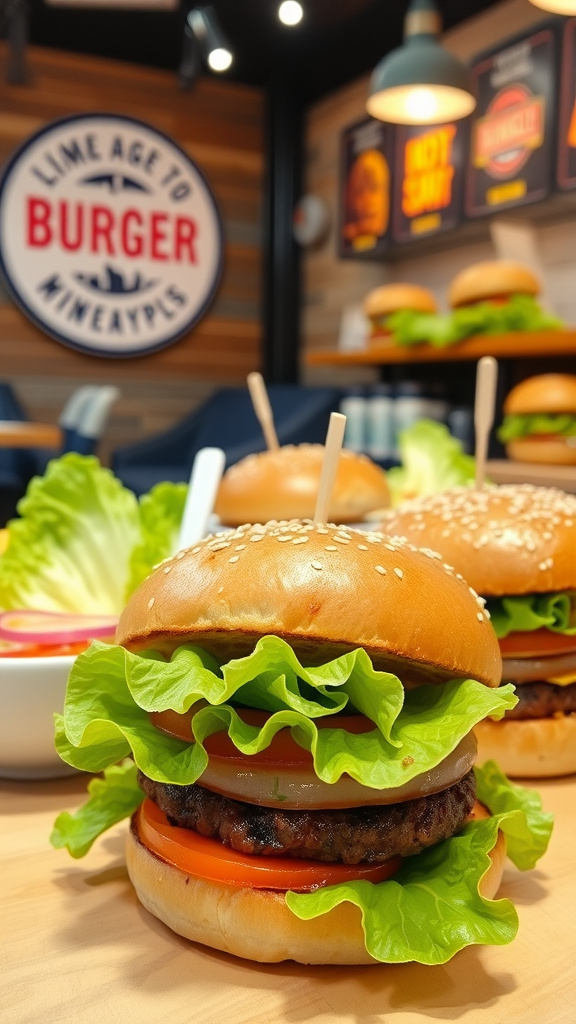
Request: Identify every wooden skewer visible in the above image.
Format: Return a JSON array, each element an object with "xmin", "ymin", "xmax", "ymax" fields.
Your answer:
[
  {"xmin": 247, "ymin": 372, "xmax": 279, "ymax": 451},
  {"xmin": 177, "ymin": 447, "xmax": 226, "ymax": 550},
  {"xmin": 313, "ymin": 412, "xmax": 347, "ymax": 525},
  {"xmin": 474, "ymin": 356, "xmax": 498, "ymax": 491}
]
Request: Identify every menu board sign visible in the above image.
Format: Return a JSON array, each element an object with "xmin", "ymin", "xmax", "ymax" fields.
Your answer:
[
  {"xmin": 339, "ymin": 118, "xmax": 392, "ymax": 258},
  {"xmin": 557, "ymin": 18, "xmax": 576, "ymax": 190},
  {"xmin": 392, "ymin": 121, "xmax": 466, "ymax": 243},
  {"xmin": 465, "ymin": 26, "xmax": 557, "ymax": 218}
]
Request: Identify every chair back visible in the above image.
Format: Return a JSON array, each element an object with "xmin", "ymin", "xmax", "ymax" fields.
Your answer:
[{"xmin": 73, "ymin": 386, "xmax": 121, "ymax": 455}]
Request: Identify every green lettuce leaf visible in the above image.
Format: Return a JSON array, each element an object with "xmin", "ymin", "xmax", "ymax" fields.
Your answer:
[
  {"xmin": 0, "ymin": 454, "xmax": 141, "ymax": 614},
  {"xmin": 55, "ymin": 636, "xmax": 517, "ymax": 790},
  {"xmin": 487, "ymin": 592, "xmax": 576, "ymax": 638},
  {"xmin": 50, "ymin": 759, "xmax": 144, "ymax": 858},
  {"xmin": 286, "ymin": 760, "xmax": 552, "ymax": 964},
  {"xmin": 474, "ymin": 760, "xmax": 553, "ymax": 869},
  {"xmin": 388, "ymin": 295, "xmax": 562, "ymax": 350},
  {"xmin": 386, "ymin": 420, "xmax": 476, "ymax": 508},
  {"xmin": 128, "ymin": 481, "xmax": 188, "ymax": 596},
  {"xmin": 498, "ymin": 413, "xmax": 576, "ymax": 442}
]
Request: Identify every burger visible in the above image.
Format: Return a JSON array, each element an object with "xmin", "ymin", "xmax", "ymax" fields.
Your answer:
[
  {"xmin": 215, "ymin": 445, "xmax": 390, "ymax": 526},
  {"xmin": 498, "ymin": 374, "xmax": 576, "ymax": 466},
  {"xmin": 382, "ymin": 485, "xmax": 576, "ymax": 778},
  {"xmin": 448, "ymin": 260, "xmax": 541, "ymax": 310},
  {"xmin": 52, "ymin": 520, "xmax": 550, "ymax": 965},
  {"xmin": 363, "ymin": 283, "xmax": 437, "ymax": 344}
]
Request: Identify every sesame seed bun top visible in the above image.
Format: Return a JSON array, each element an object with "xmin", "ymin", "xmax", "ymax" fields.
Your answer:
[
  {"xmin": 504, "ymin": 374, "xmax": 576, "ymax": 416},
  {"xmin": 448, "ymin": 261, "xmax": 540, "ymax": 309},
  {"xmin": 381, "ymin": 485, "xmax": 576, "ymax": 597},
  {"xmin": 215, "ymin": 445, "xmax": 390, "ymax": 527},
  {"xmin": 116, "ymin": 520, "xmax": 501, "ymax": 688},
  {"xmin": 363, "ymin": 283, "xmax": 437, "ymax": 319}
]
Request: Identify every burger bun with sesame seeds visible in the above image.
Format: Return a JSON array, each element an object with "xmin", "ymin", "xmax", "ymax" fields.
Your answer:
[
  {"xmin": 448, "ymin": 261, "xmax": 540, "ymax": 309},
  {"xmin": 116, "ymin": 520, "xmax": 500, "ymax": 688},
  {"xmin": 380, "ymin": 485, "xmax": 576, "ymax": 777},
  {"xmin": 501, "ymin": 374, "xmax": 576, "ymax": 466},
  {"xmin": 214, "ymin": 445, "xmax": 390, "ymax": 527}
]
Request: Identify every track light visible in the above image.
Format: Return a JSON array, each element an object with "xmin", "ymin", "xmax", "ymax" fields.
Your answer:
[
  {"xmin": 187, "ymin": 6, "xmax": 233, "ymax": 73},
  {"xmin": 367, "ymin": 0, "xmax": 475, "ymax": 125},
  {"xmin": 279, "ymin": 1, "xmax": 303, "ymax": 25}
]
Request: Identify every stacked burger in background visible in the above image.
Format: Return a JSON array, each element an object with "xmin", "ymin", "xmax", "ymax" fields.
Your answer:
[{"xmin": 382, "ymin": 485, "xmax": 576, "ymax": 778}]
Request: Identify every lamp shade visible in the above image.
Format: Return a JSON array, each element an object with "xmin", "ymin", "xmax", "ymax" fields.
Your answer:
[
  {"xmin": 367, "ymin": 0, "xmax": 476, "ymax": 125},
  {"xmin": 527, "ymin": 0, "xmax": 576, "ymax": 10}
]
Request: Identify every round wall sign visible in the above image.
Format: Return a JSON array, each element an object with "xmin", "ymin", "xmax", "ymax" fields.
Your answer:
[{"xmin": 0, "ymin": 114, "xmax": 223, "ymax": 357}]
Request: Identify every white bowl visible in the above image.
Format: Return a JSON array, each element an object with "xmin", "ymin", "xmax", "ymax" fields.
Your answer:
[{"xmin": 0, "ymin": 655, "xmax": 77, "ymax": 780}]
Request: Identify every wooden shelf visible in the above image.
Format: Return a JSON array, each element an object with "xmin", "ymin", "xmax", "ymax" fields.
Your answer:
[{"xmin": 306, "ymin": 330, "xmax": 576, "ymax": 366}]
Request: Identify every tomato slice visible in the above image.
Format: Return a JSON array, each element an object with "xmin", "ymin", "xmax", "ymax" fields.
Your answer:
[
  {"xmin": 150, "ymin": 707, "xmax": 375, "ymax": 766},
  {"xmin": 137, "ymin": 798, "xmax": 401, "ymax": 891},
  {"xmin": 0, "ymin": 639, "xmax": 90, "ymax": 659},
  {"xmin": 500, "ymin": 629, "xmax": 576, "ymax": 659}
]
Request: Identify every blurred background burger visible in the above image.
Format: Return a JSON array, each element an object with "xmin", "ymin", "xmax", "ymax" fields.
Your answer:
[{"xmin": 498, "ymin": 374, "xmax": 576, "ymax": 465}]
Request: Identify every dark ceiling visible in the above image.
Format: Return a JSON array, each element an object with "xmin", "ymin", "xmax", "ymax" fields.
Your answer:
[{"xmin": 23, "ymin": 0, "xmax": 503, "ymax": 104}]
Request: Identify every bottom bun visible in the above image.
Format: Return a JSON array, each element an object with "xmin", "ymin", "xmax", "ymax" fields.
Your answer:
[
  {"xmin": 475, "ymin": 713, "xmax": 576, "ymax": 777},
  {"xmin": 506, "ymin": 437, "xmax": 576, "ymax": 465},
  {"xmin": 126, "ymin": 811, "xmax": 504, "ymax": 965}
]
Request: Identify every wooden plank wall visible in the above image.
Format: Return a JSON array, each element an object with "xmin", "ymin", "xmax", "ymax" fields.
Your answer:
[
  {"xmin": 301, "ymin": 0, "xmax": 545, "ymax": 386},
  {"xmin": 0, "ymin": 42, "xmax": 264, "ymax": 461}
]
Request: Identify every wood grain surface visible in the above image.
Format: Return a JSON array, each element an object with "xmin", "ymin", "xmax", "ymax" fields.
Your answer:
[
  {"xmin": 0, "ymin": 421, "xmax": 63, "ymax": 448},
  {"xmin": 1, "ymin": 774, "xmax": 574, "ymax": 1024}
]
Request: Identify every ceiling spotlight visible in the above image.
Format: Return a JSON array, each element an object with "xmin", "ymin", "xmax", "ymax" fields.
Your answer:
[
  {"xmin": 367, "ymin": 0, "xmax": 475, "ymax": 125},
  {"xmin": 187, "ymin": 6, "xmax": 233, "ymax": 73},
  {"xmin": 279, "ymin": 1, "xmax": 303, "ymax": 26}
]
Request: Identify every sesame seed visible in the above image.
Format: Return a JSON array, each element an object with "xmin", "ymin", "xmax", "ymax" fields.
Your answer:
[
  {"xmin": 358, "ymin": 544, "xmax": 368, "ymax": 551},
  {"xmin": 191, "ymin": 547, "xmax": 200, "ymax": 555},
  {"xmin": 311, "ymin": 561, "xmax": 323, "ymax": 570},
  {"xmin": 164, "ymin": 566, "xmax": 171, "ymax": 574},
  {"xmin": 332, "ymin": 536, "xmax": 350, "ymax": 544},
  {"xmin": 375, "ymin": 565, "xmax": 386, "ymax": 575},
  {"xmin": 147, "ymin": 597, "xmax": 155, "ymax": 609},
  {"xmin": 538, "ymin": 561, "xmax": 547, "ymax": 571},
  {"xmin": 316, "ymin": 528, "xmax": 329, "ymax": 535},
  {"xmin": 229, "ymin": 555, "xmax": 240, "ymax": 563},
  {"xmin": 292, "ymin": 536, "xmax": 309, "ymax": 544},
  {"xmin": 218, "ymin": 586, "xmax": 224, "ymax": 594},
  {"xmin": 325, "ymin": 545, "xmax": 338, "ymax": 551},
  {"xmin": 477, "ymin": 613, "xmax": 484, "ymax": 622},
  {"xmin": 251, "ymin": 534, "xmax": 264, "ymax": 542},
  {"xmin": 277, "ymin": 535, "xmax": 292, "ymax": 542},
  {"xmin": 394, "ymin": 567, "xmax": 403, "ymax": 579},
  {"xmin": 210, "ymin": 542, "xmax": 231, "ymax": 551},
  {"xmin": 235, "ymin": 544, "xmax": 246, "ymax": 551}
]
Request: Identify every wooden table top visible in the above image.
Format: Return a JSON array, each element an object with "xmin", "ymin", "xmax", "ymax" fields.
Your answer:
[
  {"xmin": 2, "ymin": 774, "xmax": 574, "ymax": 1024},
  {"xmin": 0, "ymin": 420, "xmax": 63, "ymax": 448}
]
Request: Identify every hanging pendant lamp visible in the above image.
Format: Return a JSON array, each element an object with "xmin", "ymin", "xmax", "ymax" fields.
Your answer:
[
  {"xmin": 527, "ymin": 0, "xmax": 576, "ymax": 11},
  {"xmin": 367, "ymin": 0, "xmax": 476, "ymax": 125}
]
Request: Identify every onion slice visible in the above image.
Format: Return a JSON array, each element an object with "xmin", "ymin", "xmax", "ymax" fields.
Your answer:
[
  {"xmin": 197, "ymin": 732, "xmax": 477, "ymax": 810},
  {"xmin": 502, "ymin": 650, "xmax": 576, "ymax": 684},
  {"xmin": 0, "ymin": 610, "xmax": 118, "ymax": 645}
]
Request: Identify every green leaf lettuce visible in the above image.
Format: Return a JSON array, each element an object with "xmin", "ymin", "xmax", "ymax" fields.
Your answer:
[
  {"xmin": 50, "ymin": 759, "xmax": 144, "ymax": 858},
  {"xmin": 498, "ymin": 412, "xmax": 576, "ymax": 443},
  {"xmin": 386, "ymin": 420, "xmax": 476, "ymax": 508},
  {"xmin": 388, "ymin": 295, "xmax": 562, "ymax": 350},
  {"xmin": 487, "ymin": 592, "xmax": 576, "ymax": 639}
]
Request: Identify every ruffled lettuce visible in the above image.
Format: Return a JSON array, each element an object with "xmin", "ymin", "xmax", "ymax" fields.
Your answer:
[
  {"xmin": 50, "ymin": 759, "xmax": 552, "ymax": 965},
  {"xmin": 128, "ymin": 481, "xmax": 188, "ymax": 594},
  {"xmin": 0, "ymin": 454, "xmax": 188, "ymax": 614},
  {"xmin": 487, "ymin": 592, "xmax": 576, "ymax": 639},
  {"xmin": 50, "ymin": 760, "xmax": 144, "ymax": 859},
  {"xmin": 55, "ymin": 636, "xmax": 517, "ymax": 791},
  {"xmin": 498, "ymin": 413, "xmax": 576, "ymax": 442},
  {"xmin": 286, "ymin": 760, "xmax": 552, "ymax": 964},
  {"xmin": 387, "ymin": 295, "xmax": 562, "ymax": 350},
  {"xmin": 386, "ymin": 420, "xmax": 476, "ymax": 508}
]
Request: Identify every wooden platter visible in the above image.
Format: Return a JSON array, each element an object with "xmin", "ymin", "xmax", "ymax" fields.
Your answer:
[
  {"xmin": 305, "ymin": 330, "xmax": 576, "ymax": 366},
  {"xmin": 2, "ymin": 773, "xmax": 574, "ymax": 1024}
]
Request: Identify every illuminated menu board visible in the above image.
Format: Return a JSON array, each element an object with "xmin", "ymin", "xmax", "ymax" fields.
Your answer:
[
  {"xmin": 339, "ymin": 118, "xmax": 392, "ymax": 258},
  {"xmin": 465, "ymin": 25, "xmax": 557, "ymax": 218},
  {"xmin": 558, "ymin": 18, "xmax": 576, "ymax": 190},
  {"xmin": 392, "ymin": 121, "xmax": 466, "ymax": 243}
]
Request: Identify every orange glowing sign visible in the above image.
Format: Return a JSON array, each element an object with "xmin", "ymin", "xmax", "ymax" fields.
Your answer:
[{"xmin": 401, "ymin": 125, "xmax": 457, "ymax": 220}]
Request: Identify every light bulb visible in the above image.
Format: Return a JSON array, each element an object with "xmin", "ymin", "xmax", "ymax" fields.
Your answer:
[
  {"xmin": 208, "ymin": 47, "xmax": 233, "ymax": 72},
  {"xmin": 404, "ymin": 87, "xmax": 439, "ymax": 121},
  {"xmin": 279, "ymin": 1, "xmax": 303, "ymax": 26},
  {"xmin": 528, "ymin": 0, "xmax": 576, "ymax": 11}
]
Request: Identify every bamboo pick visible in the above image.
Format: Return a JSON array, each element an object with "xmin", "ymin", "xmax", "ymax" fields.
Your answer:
[
  {"xmin": 177, "ymin": 447, "xmax": 226, "ymax": 550},
  {"xmin": 247, "ymin": 372, "xmax": 279, "ymax": 450},
  {"xmin": 313, "ymin": 412, "xmax": 347, "ymax": 525},
  {"xmin": 474, "ymin": 356, "xmax": 498, "ymax": 490}
]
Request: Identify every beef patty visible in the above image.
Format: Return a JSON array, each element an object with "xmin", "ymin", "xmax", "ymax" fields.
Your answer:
[
  {"xmin": 503, "ymin": 680, "xmax": 576, "ymax": 720},
  {"xmin": 138, "ymin": 769, "xmax": 475, "ymax": 865}
]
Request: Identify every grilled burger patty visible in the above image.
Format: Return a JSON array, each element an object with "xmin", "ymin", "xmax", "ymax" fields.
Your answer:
[
  {"xmin": 503, "ymin": 680, "xmax": 576, "ymax": 720},
  {"xmin": 138, "ymin": 769, "xmax": 476, "ymax": 865}
]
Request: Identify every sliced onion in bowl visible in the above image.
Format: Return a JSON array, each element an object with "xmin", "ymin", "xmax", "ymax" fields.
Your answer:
[
  {"xmin": 0, "ymin": 610, "xmax": 118, "ymax": 645},
  {"xmin": 196, "ymin": 732, "xmax": 477, "ymax": 810}
]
